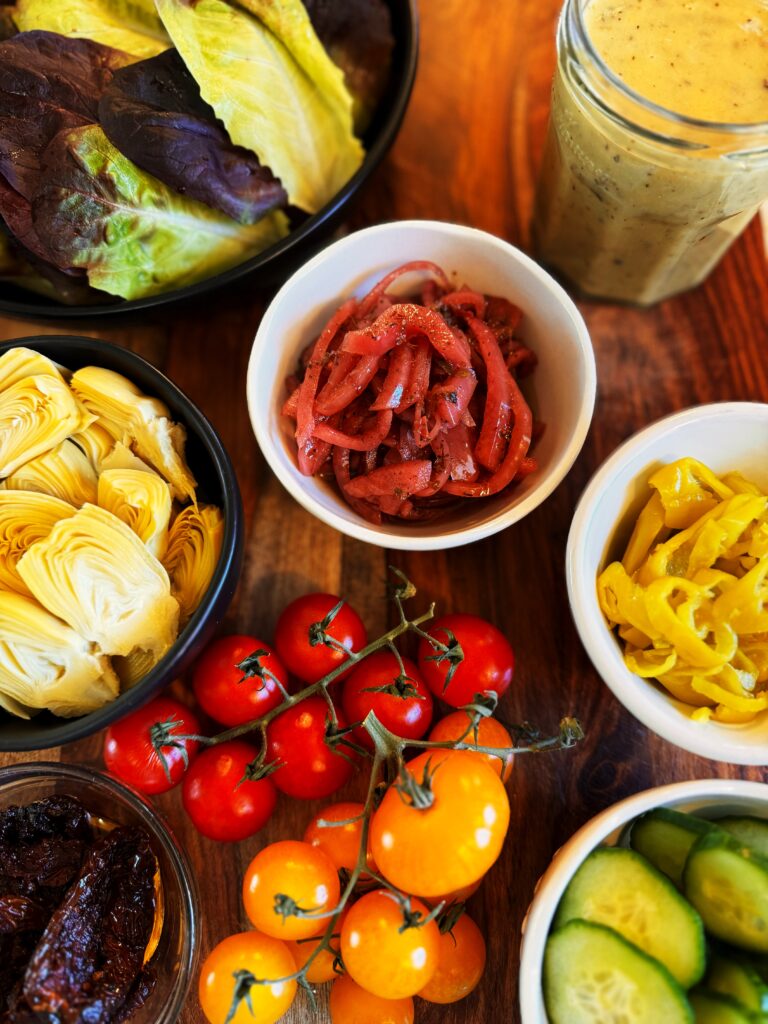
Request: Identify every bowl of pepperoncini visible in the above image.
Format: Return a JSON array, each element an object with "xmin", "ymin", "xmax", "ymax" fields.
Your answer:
[
  {"xmin": 0, "ymin": 760, "xmax": 198, "ymax": 1022},
  {"xmin": 567, "ymin": 403, "xmax": 768, "ymax": 765}
]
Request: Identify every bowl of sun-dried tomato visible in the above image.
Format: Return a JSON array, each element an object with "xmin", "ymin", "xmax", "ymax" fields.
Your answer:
[{"xmin": 0, "ymin": 760, "xmax": 198, "ymax": 1024}]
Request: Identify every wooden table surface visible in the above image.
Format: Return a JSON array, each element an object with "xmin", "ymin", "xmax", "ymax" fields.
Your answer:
[{"xmin": 1, "ymin": 1, "xmax": 767, "ymax": 1022}]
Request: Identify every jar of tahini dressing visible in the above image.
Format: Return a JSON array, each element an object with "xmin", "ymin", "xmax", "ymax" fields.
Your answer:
[{"xmin": 533, "ymin": 0, "xmax": 768, "ymax": 305}]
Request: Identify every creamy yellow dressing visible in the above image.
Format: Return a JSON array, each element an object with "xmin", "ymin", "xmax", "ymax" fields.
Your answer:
[
  {"xmin": 586, "ymin": 0, "xmax": 768, "ymax": 124},
  {"xmin": 533, "ymin": 0, "xmax": 768, "ymax": 304}
]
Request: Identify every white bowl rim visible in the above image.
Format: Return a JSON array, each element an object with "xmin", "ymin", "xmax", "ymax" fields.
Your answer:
[
  {"xmin": 519, "ymin": 777, "xmax": 768, "ymax": 1024},
  {"xmin": 566, "ymin": 401, "xmax": 768, "ymax": 765},
  {"xmin": 247, "ymin": 218, "xmax": 597, "ymax": 551}
]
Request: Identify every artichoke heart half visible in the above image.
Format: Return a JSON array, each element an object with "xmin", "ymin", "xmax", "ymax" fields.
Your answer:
[
  {"xmin": 98, "ymin": 468, "xmax": 172, "ymax": 559},
  {"xmin": 2, "ymin": 439, "xmax": 98, "ymax": 507},
  {"xmin": 0, "ymin": 346, "xmax": 65, "ymax": 392},
  {"xmin": 101, "ymin": 441, "xmax": 159, "ymax": 475},
  {"xmin": 70, "ymin": 366, "xmax": 197, "ymax": 502},
  {"xmin": 17, "ymin": 503, "xmax": 180, "ymax": 658},
  {"xmin": 71, "ymin": 420, "xmax": 119, "ymax": 471},
  {"xmin": 0, "ymin": 490, "xmax": 76, "ymax": 596},
  {"xmin": 163, "ymin": 504, "xmax": 223, "ymax": 623},
  {"xmin": 0, "ymin": 590, "xmax": 119, "ymax": 718},
  {"xmin": 0, "ymin": 374, "xmax": 94, "ymax": 478},
  {"xmin": 113, "ymin": 647, "xmax": 160, "ymax": 690}
]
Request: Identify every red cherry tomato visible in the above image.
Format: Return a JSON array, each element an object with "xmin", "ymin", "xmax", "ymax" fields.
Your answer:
[
  {"xmin": 341, "ymin": 651, "xmax": 433, "ymax": 750},
  {"xmin": 103, "ymin": 696, "xmax": 201, "ymax": 795},
  {"xmin": 274, "ymin": 593, "xmax": 367, "ymax": 684},
  {"xmin": 192, "ymin": 635, "xmax": 288, "ymax": 727},
  {"xmin": 265, "ymin": 696, "xmax": 354, "ymax": 800},
  {"xmin": 182, "ymin": 740, "xmax": 277, "ymax": 842},
  {"xmin": 417, "ymin": 614, "xmax": 514, "ymax": 708}
]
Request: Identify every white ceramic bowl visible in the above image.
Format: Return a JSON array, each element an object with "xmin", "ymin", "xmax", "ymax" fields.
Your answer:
[
  {"xmin": 247, "ymin": 220, "xmax": 595, "ymax": 550},
  {"xmin": 519, "ymin": 778, "xmax": 768, "ymax": 1024},
  {"xmin": 567, "ymin": 402, "xmax": 768, "ymax": 765}
]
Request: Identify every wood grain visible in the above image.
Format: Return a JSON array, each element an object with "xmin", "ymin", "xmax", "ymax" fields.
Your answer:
[{"xmin": 1, "ymin": 0, "xmax": 767, "ymax": 1021}]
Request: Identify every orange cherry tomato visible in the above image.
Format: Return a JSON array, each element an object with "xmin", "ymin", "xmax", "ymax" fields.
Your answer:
[
  {"xmin": 340, "ymin": 889, "xmax": 439, "ymax": 999},
  {"xmin": 329, "ymin": 973, "xmax": 414, "ymax": 1024},
  {"xmin": 369, "ymin": 750, "xmax": 510, "ymax": 898},
  {"xmin": 428, "ymin": 877, "xmax": 483, "ymax": 905},
  {"xmin": 428, "ymin": 711, "xmax": 514, "ymax": 781},
  {"xmin": 418, "ymin": 913, "xmax": 487, "ymax": 1004},
  {"xmin": 285, "ymin": 908, "xmax": 348, "ymax": 984},
  {"xmin": 304, "ymin": 801, "xmax": 377, "ymax": 874},
  {"xmin": 198, "ymin": 931, "xmax": 296, "ymax": 1024},
  {"xmin": 243, "ymin": 840, "xmax": 340, "ymax": 941}
]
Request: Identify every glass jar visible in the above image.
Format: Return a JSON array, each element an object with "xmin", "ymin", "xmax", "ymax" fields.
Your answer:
[{"xmin": 532, "ymin": 0, "xmax": 768, "ymax": 306}]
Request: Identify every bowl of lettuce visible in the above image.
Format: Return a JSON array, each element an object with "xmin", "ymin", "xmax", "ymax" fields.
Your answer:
[{"xmin": 0, "ymin": 0, "xmax": 416, "ymax": 316}]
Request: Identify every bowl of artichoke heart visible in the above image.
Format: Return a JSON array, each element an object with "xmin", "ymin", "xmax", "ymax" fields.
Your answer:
[
  {"xmin": 0, "ymin": 337, "xmax": 243, "ymax": 751},
  {"xmin": 0, "ymin": 0, "xmax": 417, "ymax": 317}
]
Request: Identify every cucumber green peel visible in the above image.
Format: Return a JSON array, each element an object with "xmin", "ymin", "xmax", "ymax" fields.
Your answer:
[
  {"xmin": 690, "ymin": 989, "xmax": 756, "ymax": 1024},
  {"xmin": 707, "ymin": 953, "xmax": 768, "ymax": 1014},
  {"xmin": 555, "ymin": 847, "xmax": 706, "ymax": 988},
  {"xmin": 544, "ymin": 920, "xmax": 694, "ymax": 1024},
  {"xmin": 684, "ymin": 832, "xmax": 768, "ymax": 955},
  {"xmin": 718, "ymin": 817, "xmax": 768, "ymax": 860},
  {"xmin": 630, "ymin": 808, "xmax": 713, "ymax": 887}
]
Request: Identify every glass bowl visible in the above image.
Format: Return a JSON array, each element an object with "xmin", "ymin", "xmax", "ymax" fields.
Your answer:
[{"xmin": 0, "ymin": 761, "xmax": 198, "ymax": 1024}]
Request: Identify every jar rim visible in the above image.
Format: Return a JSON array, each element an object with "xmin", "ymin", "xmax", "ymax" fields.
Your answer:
[{"xmin": 566, "ymin": 0, "xmax": 768, "ymax": 137}]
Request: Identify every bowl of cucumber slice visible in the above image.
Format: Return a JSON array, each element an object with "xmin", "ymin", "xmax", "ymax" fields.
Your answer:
[{"xmin": 519, "ymin": 778, "xmax": 768, "ymax": 1024}]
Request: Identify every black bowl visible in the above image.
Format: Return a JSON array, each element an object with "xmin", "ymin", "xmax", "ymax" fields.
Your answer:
[
  {"xmin": 0, "ymin": 336, "xmax": 244, "ymax": 751},
  {"xmin": 0, "ymin": 0, "xmax": 419, "ymax": 320}
]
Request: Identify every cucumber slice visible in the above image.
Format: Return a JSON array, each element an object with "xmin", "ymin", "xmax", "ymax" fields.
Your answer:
[
  {"xmin": 543, "ymin": 920, "xmax": 693, "ymax": 1024},
  {"xmin": 630, "ymin": 808, "xmax": 714, "ymax": 886},
  {"xmin": 684, "ymin": 832, "xmax": 768, "ymax": 954},
  {"xmin": 690, "ymin": 990, "xmax": 755, "ymax": 1024},
  {"xmin": 555, "ymin": 847, "xmax": 706, "ymax": 987},
  {"xmin": 718, "ymin": 817, "xmax": 768, "ymax": 859},
  {"xmin": 708, "ymin": 953, "xmax": 768, "ymax": 1013}
]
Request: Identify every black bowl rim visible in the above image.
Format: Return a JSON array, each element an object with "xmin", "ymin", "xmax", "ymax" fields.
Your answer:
[
  {"xmin": 0, "ymin": 335, "xmax": 244, "ymax": 751},
  {"xmin": 0, "ymin": 0, "xmax": 420, "ymax": 320}
]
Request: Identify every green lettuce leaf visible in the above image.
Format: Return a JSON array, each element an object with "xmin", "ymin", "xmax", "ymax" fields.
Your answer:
[
  {"xmin": 155, "ymin": 0, "xmax": 364, "ymax": 213},
  {"xmin": 234, "ymin": 0, "xmax": 353, "ymax": 132},
  {"xmin": 33, "ymin": 124, "xmax": 289, "ymax": 299},
  {"xmin": 14, "ymin": 0, "xmax": 172, "ymax": 60}
]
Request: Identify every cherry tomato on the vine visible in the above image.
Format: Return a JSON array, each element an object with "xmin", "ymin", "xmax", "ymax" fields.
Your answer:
[
  {"xmin": 417, "ymin": 613, "xmax": 514, "ymax": 707},
  {"xmin": 304, "ymin": 801, "xmax": 371, "ymax": 873},
  {"xmin": 329, "ymin": 973, "xmax": 414, "ymax": 1024},
  {"xmin": 370, "ymin": 750, "xmax": 510, "ymax": 898},
  {"xmin": 265, "ymin": 696, "xmax": 355, "ymax": 799},
  {"xmin": 428, "ymin": 710, "xmax": 514, "ymax": 781},
  {"xmin": 340, "ymin": 889, "xmax": 440, "ymax": 999},
  {"xmin": 103, "ymin": 696, "xmax": 201, "ymax": 795},
  {"xmin": 199, "ymin": 931, "xmax": 296, "ymax": 1024},
  {"xmin": 182, "ymin": 740, "xmax": 276, "ymax": 842},
  {"xmin": 192, "ymin": 635, "xmax": 288, "ymax": 727},
  {"xmin": 428, "ymin": 878, "xmax": 482, "ymax": 905},
  {"xmin": 285, "ymin": 907, "xmax": 348, "ymax": 983},
  {"xmin": 243, "ymin": 840, "xmax": 340, "ymax": 941},
  {"xmin": 274, "ymin": 593, "xmax": 367, "ymax": 684},
  {"xmin": 418, "ymin": 912, "xmax": 487, "ymax": 1004},
  {"xmin": 341, "ymin": 651, "xmax": 433, "ymax": 750}
]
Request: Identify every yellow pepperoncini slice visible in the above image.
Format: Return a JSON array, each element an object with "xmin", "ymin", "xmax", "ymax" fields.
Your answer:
[
  {"xmin": 597, "ymin": 561, "xmax": 659, "ymax": 641},
  {"xmin": 597, "ymin": 458, "xmax": 768, "ymax": 725},
  {"xmin": 648, "ymin": 457, "xmax": 734, "ymax": 530},
  {"xmin": 624, "ymin": 646, "xmax": 677, "ymax": 678},
  {"xmin": 691, "ymin": 676, "xmax": 768, "ymax": 715},
  {"xmin": 643, "ymin": 577, "xmax": 736, "ymax": 669},
  {"xmin": 622, "ymin": 492, "xmax": 668, "ymax": 576}
]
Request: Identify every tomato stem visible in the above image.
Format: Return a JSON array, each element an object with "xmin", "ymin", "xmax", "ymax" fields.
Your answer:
[{"xmin": 155, "ymin": 571, "xmax": 585, "ymax": 1007}]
